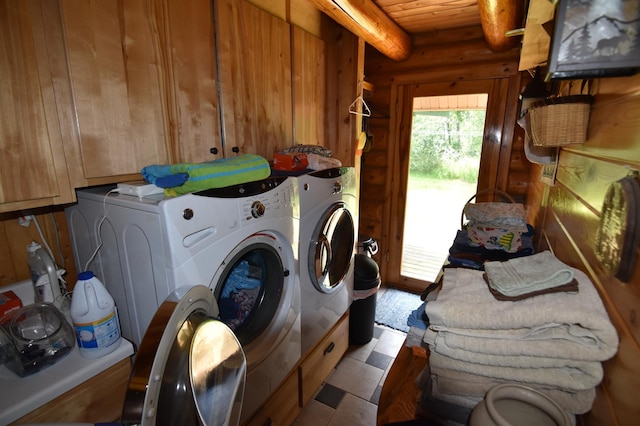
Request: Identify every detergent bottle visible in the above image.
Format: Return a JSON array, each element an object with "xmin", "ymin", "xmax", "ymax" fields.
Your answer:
[
  {"xmin": 27, "ymin": 241, "xmax": 63, "ymax": 309},
  {"xmin": 70, "ymin": 271, "xmax": 122, "ymax": 358}
]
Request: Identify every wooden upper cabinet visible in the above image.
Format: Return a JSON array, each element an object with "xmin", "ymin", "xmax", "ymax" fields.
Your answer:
[
  {"xmin": 0, "ymin": 0, "xmax": 74, "ymax": 212},
  {"xmin": 58, "ymin": 0, "xmax": 170, "ymax": 179},
  {"xmin": 161, "ymin": 0, "xmax": 223, "ymax": 163},
  {"xmin": 215, "ymin": 0, "xmax": 293, "ymax": 159},
  {"xmin": 292, "ymin": 26, "xmax": 327, "ymax": 147}
]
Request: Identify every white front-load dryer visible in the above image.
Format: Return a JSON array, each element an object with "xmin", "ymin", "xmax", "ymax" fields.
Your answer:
[
  {"xmin": 295, "ymin": 167, "xmax": 357, "ymax": 356},
  {"xmin": 65, "ymin": 176, "xmax": 301, "ymax": 424}
]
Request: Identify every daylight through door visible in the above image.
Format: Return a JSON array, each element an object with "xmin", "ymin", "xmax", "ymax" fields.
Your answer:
[{"xmin": 401, "ymin": 95, "xmax": 487, "ymax": 283}]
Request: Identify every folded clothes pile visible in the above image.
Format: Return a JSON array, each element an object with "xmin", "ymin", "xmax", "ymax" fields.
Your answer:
[
  {"xmin": 272, "ymin": 144, "xmax": 341, "ymax": 173},
  {"xmin": 448, "ymin": 202, "xmax": 534, "ymax": 270},
  {"xmin": 418, "ymin": 264, "xmax": 619, "ymax": 422}
]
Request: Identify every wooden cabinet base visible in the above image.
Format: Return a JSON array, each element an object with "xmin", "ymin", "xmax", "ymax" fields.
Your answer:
[
  {"xmin": 377, "ymin": 342, "xmax": 429, "ymax": 426},
  {"xmin": 11, "ymin": 358, "xmax": 131, "ymax": 425}
]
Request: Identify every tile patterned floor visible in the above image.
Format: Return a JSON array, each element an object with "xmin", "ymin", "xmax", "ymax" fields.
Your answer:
[{"xmin": 292, "ymin": 323, "xmax": 407, "ymax": 425}]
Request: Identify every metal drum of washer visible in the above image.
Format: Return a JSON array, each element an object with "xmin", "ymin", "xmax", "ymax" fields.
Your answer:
[
  {"xmin": 296, "ymin": 167, "xmax": 357, "ymax": 355},
  {"xmin": 121, "ymin": 285, "xmax": 246, "ymax": 426}
]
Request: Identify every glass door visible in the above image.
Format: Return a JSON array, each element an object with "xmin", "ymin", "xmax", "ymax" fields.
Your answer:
[{"xmin": 386, "ymin": 78, "xmax": 514, "ymax": 293}]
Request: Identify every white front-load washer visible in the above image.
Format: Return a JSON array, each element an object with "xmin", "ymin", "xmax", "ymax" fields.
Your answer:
[
  {"xmin": 295, "ymin": 167, "xmax": 357, "ymax": 356},
  {"xmin": 65, "ymin": 176, "xmax": 300, "ymax": 424}
]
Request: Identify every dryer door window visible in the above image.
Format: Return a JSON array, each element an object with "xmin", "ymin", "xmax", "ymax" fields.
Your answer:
[
  {"xmin": 215, "ymin": 241, "xmax": 284, "ymax": 345},
  {"xmin": 310, "ymin": 202, "xmax": 355, "ymax": 293}
]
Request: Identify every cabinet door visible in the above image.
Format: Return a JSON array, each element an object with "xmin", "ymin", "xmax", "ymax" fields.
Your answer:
[
  {"xmin": 216, "ymin": 0, "xmax": 293, "ymax": 159},
  {"xmin": 292, "ymin": 26, "xmax": 327, "ymax": 147},
  {"xmin": 59, "ymin": 0, "xmax": 169, "ymax": 179},
  {"xmin": 0, "ymin": 0, "xmax": 73, "ymax": 212},
  {"xmin": 162, "ymin": 0, "xmax": 223, "ymax": 163}
]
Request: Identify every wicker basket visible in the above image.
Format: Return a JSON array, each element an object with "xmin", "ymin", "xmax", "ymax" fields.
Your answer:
[{"xmin": 526, "ymin": 95, "xmax": 593, "ymax": 147}]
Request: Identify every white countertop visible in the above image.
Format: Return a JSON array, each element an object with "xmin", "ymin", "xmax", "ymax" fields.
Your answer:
[{"xmin": 0, "ymin": 280, "xmax": 135, "ymax": 425}]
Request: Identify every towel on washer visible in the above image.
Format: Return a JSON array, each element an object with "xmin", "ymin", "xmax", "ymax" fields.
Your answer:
[{"xmin": 142, "ymin": 154, "xmax": 270, "ymax": 196}]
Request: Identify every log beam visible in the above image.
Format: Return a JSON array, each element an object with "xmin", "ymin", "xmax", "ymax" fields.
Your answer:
[
  {"xmin": 477, "ymin": 0, "xmax": 525, "ymax": 52},
  {"xmin": 308, "ymin": 0, "xmax": 412, "ymax": 62}
]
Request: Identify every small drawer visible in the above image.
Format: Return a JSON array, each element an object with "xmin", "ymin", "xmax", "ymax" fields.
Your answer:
[
  {"xmin": 245, "ymin": 369, "xmax": 299, "ymax": 426},
  {"xmin": 299, "ymin": 313, "xmax": 349, "ymax": 406}
]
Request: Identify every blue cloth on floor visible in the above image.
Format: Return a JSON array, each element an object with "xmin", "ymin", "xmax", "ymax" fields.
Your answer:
[{"xmin": 407, "ymin": 301, "xmax": 429, "ymax": 329}]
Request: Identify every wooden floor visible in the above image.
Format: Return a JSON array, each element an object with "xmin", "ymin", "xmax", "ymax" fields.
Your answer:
[{"xmin": 401, "ymin": 244, "xmax": 447, "ymax": 282}]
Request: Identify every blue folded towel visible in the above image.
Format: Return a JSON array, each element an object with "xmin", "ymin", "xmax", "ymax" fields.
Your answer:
[
  {"xmin": 142, "ymin": 154, "xmax": 271, "ymax": 196},
  {"xmin": 407, "ymin": 301, "xmax": 429, "ymax": 329}
]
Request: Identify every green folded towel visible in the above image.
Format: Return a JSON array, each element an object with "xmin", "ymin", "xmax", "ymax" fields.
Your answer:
[
  {"xmin": 484, "ymin": 251, "xmax": 575, "ymax": 297},
  {"xmin": 142, "ymin": 154, "xmax": 271, "ymax": 196}
]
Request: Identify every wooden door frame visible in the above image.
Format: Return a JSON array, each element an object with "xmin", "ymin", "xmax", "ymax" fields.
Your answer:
[{"xmin": 383, "ymin": 77, "xmax": 520, "ymax": 292}]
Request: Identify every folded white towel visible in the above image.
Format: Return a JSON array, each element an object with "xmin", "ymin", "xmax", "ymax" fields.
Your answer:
[
  {"xmin": 425, "ymin": 268, "xmax": 618, "ymax": 361},
  {"xmin": 429, "ymin": 351, "xmax": 598, "ymax": 391},
  {"xmin": 431, "ymin": 368, "xmax": 594, "ymax": 415},
  {"xmin": 425, "ymin": 328, "xmax": 603, "ymax": 377},
  {"xmin": 484, "ymin": 251, "xmax": 575, "ymax": 297},
  {"xmin": 424, "ymin": 326, "xmax": 610, "ymax": 362}
]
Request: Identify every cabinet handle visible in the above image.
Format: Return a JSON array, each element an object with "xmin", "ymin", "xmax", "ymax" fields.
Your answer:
[
  {"xmin": 232, "ymin": 146, "xmax": 240, "ymax": 154},
  {"xmin": 209, "ymin": 147, "xmax": 218, "ymax": 155},
  {"xmin": 324, "ymin": 342, "xmax": 335, "ymax": 355}
]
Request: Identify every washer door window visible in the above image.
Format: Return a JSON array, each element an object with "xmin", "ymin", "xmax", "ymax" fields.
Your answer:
[
  {"xmin": 310, "ymin": 202, "xmax": 355, "ymax": 293},
  {"xmin": 212, "ymin": 232, "xmax": 295, "ymax": 366}
]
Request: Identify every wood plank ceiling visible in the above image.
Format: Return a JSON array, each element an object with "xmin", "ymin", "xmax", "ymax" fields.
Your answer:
[{"xmin": 309, "ymin": 0, "xmax": 526, "ymax": 61}]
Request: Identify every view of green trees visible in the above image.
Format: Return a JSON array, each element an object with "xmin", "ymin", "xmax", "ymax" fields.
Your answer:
[{"xmin": 409, "ymin": 110, "xmax": 485, "ymax": 183}]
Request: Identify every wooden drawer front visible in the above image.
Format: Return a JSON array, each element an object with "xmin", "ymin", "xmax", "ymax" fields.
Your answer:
[
  {"xmin": 299, "ymin": 313, "xmax": 349, "ymax": 406},
  {"xmin": 12, "ymin": 358, "xmax": 131, "ymax": 425},
  {"xmin": 245, "ymin": 369, "xmax": 299, "ymax": 426}
]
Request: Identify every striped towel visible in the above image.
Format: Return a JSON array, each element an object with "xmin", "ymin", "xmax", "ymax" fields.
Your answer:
[{"xmin": 142, "ymin": 154, "xmax": 270, "ymax": 196}]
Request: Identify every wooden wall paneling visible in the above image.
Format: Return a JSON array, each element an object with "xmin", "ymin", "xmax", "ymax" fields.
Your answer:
[
  {"xmin": 375, "ymin": 61, "xmax": 520, "ymax": 88},
  {"xmin": 0, "ymin": 209, "xmax": 76, "ymax": 288},
  {"xmin": 543, "ymin": 206, "xmax": 640, "ymax": 425},
  {"xmin": 216, "ymin": 0, "xmax": 293, "ymax": 159},
  {"xmin": 384, "ymin": 84, "xmax": 413, "ymax": 288},
  {"xmin": 575, "ymin": 87, "xmax": 640, "ymax": 164},
  {"xmin": 60, "ymin": 0, "xmax": 168, "ymax": 178},
  {"xmin": 365, "ymin": 29, "xmax": 517, "ymax": 78},
  {"xmin": 547, "ymin": 181, "xmax": 640, "ymax": 343},
  {"xmin": 245, "ymin": 0, "xmax": 286, "ymax": 21},
  {"xmin": 524, "ymin": 163, "xmax": 548, "ymax": 232},
  {"xmin": 288, "ymin": 0, "xmax": 326, "ymax": 37},
  {"xmin": 292, "ymin": 26, "xmax": 326, "ymax": 147},
  {"xmin": 495, "ymin": 75, "xmax": 523, "ymax": 197},
  {"xmin": 0, "ymin": 0, "xmax": 72, "ymax": 208},
  {"xmin": 323, "ymin": 27, "xmax": 360, "ymax": 167},
  {"xmin": 0, "ymin": 216, "xmax": 19, "ymax": 284},
  {"xmin": 476, "ymin": 78, "xmax": 509, "ymax": 197},
  {"xmin": 555, "ymin": 151, "xmax": 631, "ymax": 215},
  {"xmin": 161, "ymin": 0, "xmax": 223, "ymax": 163}
]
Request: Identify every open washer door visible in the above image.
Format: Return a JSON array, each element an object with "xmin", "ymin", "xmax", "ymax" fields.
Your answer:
[{"xmin": 121, "ymin": 286, "xmax": 246, "ymax": 426}]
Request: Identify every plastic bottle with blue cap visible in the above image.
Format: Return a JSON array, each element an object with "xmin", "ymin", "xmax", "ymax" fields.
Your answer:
[{"xmin": 70, "ymin": 271, "xmax": 122, "ymax": 358}]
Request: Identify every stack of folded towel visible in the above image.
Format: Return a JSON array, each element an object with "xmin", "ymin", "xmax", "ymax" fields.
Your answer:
[{"xmin": 419, "ymin": 254, "xmax": 619, "ymax": 420}]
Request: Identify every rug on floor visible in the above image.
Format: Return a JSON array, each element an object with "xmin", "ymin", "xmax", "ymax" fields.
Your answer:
[{"xmin": 375, "ymin": 287, "xmax": 424, "ymax": 332}]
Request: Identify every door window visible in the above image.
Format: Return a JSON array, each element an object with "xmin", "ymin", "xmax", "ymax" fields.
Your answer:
[{"xmin": 216, "ymin": 242, "xmax": 284, "ymax": 344}]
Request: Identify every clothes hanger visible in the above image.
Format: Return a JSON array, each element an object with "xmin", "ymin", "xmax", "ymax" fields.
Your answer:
[{"xmin": 349, "ymin": 81, "xmax": 371, "ymax": 117}]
